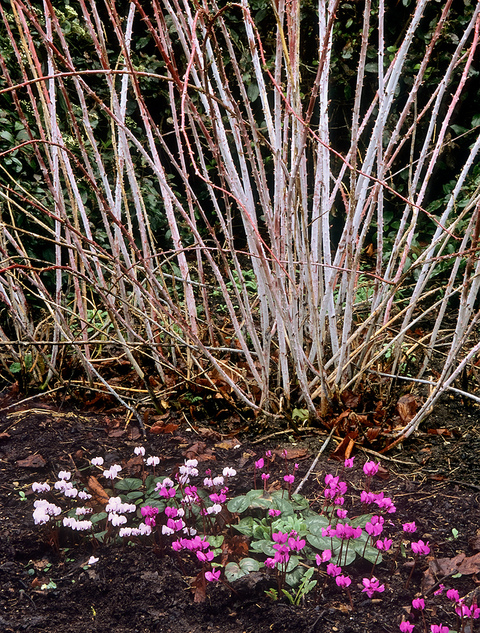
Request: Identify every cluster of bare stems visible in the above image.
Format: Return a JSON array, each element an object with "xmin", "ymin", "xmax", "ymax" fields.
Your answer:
[{"xmin": 1, "ymin": 0, "xmax": 480, "ymax": 439}]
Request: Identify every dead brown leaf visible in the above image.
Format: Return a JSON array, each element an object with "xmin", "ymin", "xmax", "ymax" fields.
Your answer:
[
  {"xmin": 396, "ymin": 394, "xmax": 419, "ymax": 425},
  {"xmin": 341, "ymin": 389, "xmax": 361, "ymax": 409},
  {"xmin": 457, "ymin": 552, "xmax": 480, "ymax": 575},
  {"xmin": 184, "ymin": 442, "xmax": 216, "ymax": 461},
  {"xmin": 197, "ymin": 428, "xmax": 222, "ymax": 441},
  {"xmin": 87, "ymin": 475, "xmax": 110, "ymax": 507},
  {"xmin": 272, "ymin": 447, "xmax": 308, "ymax": 460},
  {"xmin": 215, "ymin": 438, "xmax": 242, "ymax": 450},
  {"xmin": 330, "ymin": 434, "xmax": 357, "ymax": 462},
  {"xmin": 192, "ymin": 571, "xmax": 207, "ymax": 603},
  {"xmin": 468, "ymin": 533, "xmax": 480, "ymax": 552},
  {"xmin": 17, "ymin": 454, "xmax": 46, "ymax": 468},
  {"xmin": 0, "ymin": 432, "xmax": 10, "ymax": 441},
  {"xmin": 421, "ymin": 553, "xmax": 480, "ymax": 593},
  {"xmin": 150, "ymin": 422, "xmax": 179, "ymax": 435}
]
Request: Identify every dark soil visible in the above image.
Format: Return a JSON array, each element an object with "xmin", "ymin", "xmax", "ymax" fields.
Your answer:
[{"xmin": 1, "ymin": 390, "xmax": 480, "ymax": 633}]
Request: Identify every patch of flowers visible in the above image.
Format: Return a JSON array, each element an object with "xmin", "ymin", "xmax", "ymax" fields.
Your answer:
[{"xmin": 30, "ymin": 451, "xmax": 479, "ymax": 631}]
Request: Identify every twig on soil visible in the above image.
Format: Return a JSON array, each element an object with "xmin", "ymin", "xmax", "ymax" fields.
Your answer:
[
  {"xmin": 359, "ymin": 446, "xmax": 416, "ymax": 465},
  {"xmin": 251, "ymin": 427, "xmax": 322, "ymax": 444},
  {"xmin": 294, "ymin": 427, "xmax": 336, "ymax": 495}
]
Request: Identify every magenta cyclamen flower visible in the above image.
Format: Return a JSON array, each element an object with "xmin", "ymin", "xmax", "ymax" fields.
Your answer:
[
  {"xmin": 361, "ymin": 576, "xmax": 385, "ymax": 598},
  {"xmin": 287, "ymin": 536, "xmax": 305, "ymax": 552},
  {"xmin": 141, "ymin": 505, "xmax": 159, "ymax": 527},
  {"xmin": 430, "ymin": 625, "xmax": 449, "ymax": 633},
  {"xmin": 205, "ymin": 569, "xmax": 221, "ymax": 582},
  {"xmin": 412, "ymin": 598, "xmax": 425, "ymax": 610},
  {"xmin": 376, "ymin": 537, "xmax": 392, "ymax": 551},
  {"xmin": 272, "ymin": 531, "xmax": 288, "ymax": 544},
  {"xmin": 446, "ymin": 588, "xmax": 460, "ymax": 602},
  {"xmin": 411, "ymin": 540, "xmax": 430, "ymax": 556},
  {"xmin": 268, "ymin": 509, "xmax": 281, "ymax": 518},
  {"xmin": 366, "ymin": 515, "xmax": 384, "ymax": 537},
  {"xmin": 284, "ymin": 474, "xmax": 295, "ymax": 485},
  {"xmin": 402, "ymin": 521, "xmax": 417, "ymax": 533},
  {"xmin": 344, "ymin": 457, "xmax": 355, "ymax": 468},
  {"xmin": 399, "ymin": 622, "xmax": 415, "ymax": 633},
  {"xmin": 255, "ymin": 458, "xmax": 264, "ymax": 469},
  {"xmin": 363, "ymin": 461, "xmax": 379, "ymax": 477},
  {"xmin": 316, "ymin": 550, "xmax": 332, "ymax": 565},
  {"xmin": 335, "ymin": 574, "xmax": 351, "ymax": 588},
  {"xmin": 326, "ymin": 563, "xmax": 342, "ymax": 577}
]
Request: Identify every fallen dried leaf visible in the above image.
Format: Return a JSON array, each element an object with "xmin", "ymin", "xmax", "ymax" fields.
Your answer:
[
  {"xmin": 17, "ymin": 454, "xmax": 46, "ymax": 468},
  {"xmin": 341, "ymin": 389, "xmax": 361, "ymax": 409},
  {"xmin": 87, "ymin": 475, "xmax": 110, "ymax": 507},
  {"xmin": 330, "ymin": 434, "xmax": 357, "ymax": 462},
  {"xmin": 215, "ymin": 439, "xmax": 242, "ymax": 450},
  {"xmin": 0, "ymin": 432, "xmax": 11, "ymax": 441},
  {"xmin": 272, "ymin": 447, "xmax": 308, "ymax": 460},
  {"xmin": 150, "ymin": 422, "xmax": 179, "ymax": 435},
  {"xmin": 468, "ymin": 533, "xmax": 480, "ymax": 552},
  {"xmin": 397, "ymin": 394, "xmax": 418, "ymax": 424}
]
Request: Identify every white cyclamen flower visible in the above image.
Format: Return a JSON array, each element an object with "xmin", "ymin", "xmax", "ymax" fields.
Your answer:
[
  {"xmin": 91, "ymin": 457, "xmax": 104, "ymax": 466},
  {"xmin": 222, "ymin": 467, "xmax": 237, "ymax": 477},
  {"xmin": 134, "ymin": 447, "xmax": 145, "ymax": 456},
  {"xmin": 57, "ymin": 471, "xmax": 71, "ymax": 481},
  {"xmin": 32, "ymin": 482, "xmax": 51, "ymax": 493}
]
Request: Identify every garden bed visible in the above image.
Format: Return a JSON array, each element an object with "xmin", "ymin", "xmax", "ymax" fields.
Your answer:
[{"xmin": 1, "ymin": 391, "xmax": 479, "ymax": 633}]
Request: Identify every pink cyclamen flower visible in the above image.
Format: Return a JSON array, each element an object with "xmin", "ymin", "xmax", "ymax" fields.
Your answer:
[
  {"xmin": 268, "ymin": 509, "xmax": 281, "ymax": 518},
  {"xmin": 265, "ymin": 450, "xmax": 272, "ymax": 458},
  {"xmin": 273, "ymin": 546, "xmax": 290, "ymax": 565},
  {"xmin": 411, "ymin": 540, "xmax": 430, "ymax": 556},
  {"xmin": 361, "ymin": 576, "xmax": 385, "ymax": 598},
  {"xmin": 363, "ymin": 461, "xmax": 379, "ymax": 477},
  {"xmin": 265, "ymin": 557, "xmax": 276, "ymax": 569},
  {"xmin": 344, "ymin": 457, "xmax": 355, "ymax": 468},
  {"xmin": 433, "ymin": 584, "xmax": 445, "ymax": 596},
  {"xmin": 205, "ymin": 569, "xmax": 221, "ymax": 582},
  {"xmin": 455, "ymin": 602, "xmax": 477, "ymax": 618},
  {"xmin": 261, "ymin": 473, "xmax": 270, "ymax": 482},
  {"xmin": 402, "ymin": 521, "xmax": 416, "ymax": 533},
  {"xmin": 316, "ymin": 550, "xmax": 332, "ymax": 565},
  {"xmin": 360, "ymin": 491, "xmax": 377, "ymax": 504},
  {"xmin": 337, "ymin": 509, "xmax": 348, "ymax": 519},
  {"xmin": 335, "ymin": 575, "xmax": 351, "ymax": 588},
  {"xmin": 366, "ymin": 518, "xmax": 384, "ymax": 537},
  {"xmin": 255, "ymin": 458, "xmax": 264, "ymax": 469},
  {"xmin": 399, "ymin": 622, "xmax": 415, "ymax": 633},
  {"xmin": 288, "ymin": 536, "xmax": 305, "ymax": 552},
  {"xmin": 446, "ymin": 588, "xmax": 460, "ymax": 602},
  {"xmin": 272, "ymin": 531, "xmax": 288, "ymax": 544},
  {"xmin": 284, "ymin": 474, "xmax": 295, "ymax": 485},
  {"xmin": 197, "ymin": 550, "xmax": 215, "ymax": 563},
  {"xmin": 412, "ymin": 598, "xmax": 425, "ymax": 610},
  {"xmin": 376, "ymin": 538, "xmax": 392, "ymax": 551},
  {"xmin": 430, "ymin": 626, "xmax": 449, "ymax": 633},
  {"xmin": 326, "ymin": 563, "xmax": 342, "ymax": 577}
]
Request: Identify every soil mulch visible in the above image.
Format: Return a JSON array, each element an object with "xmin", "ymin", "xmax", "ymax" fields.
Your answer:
[{"xmin": 1, "ymin": 391, "xmax": 480, "ymax": 633}]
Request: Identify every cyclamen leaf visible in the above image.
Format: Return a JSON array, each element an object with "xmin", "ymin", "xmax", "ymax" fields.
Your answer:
[
  {"xmin": 227, "ymin": 495, "xmax": 250, "ymax": 514},
  {"xmin": 115, "ymin": 478, "xmax": 143, "ymax": 492},
  {"xmin": 233, "ymin": 517, "xmax": 254, "ymax": 536}
]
